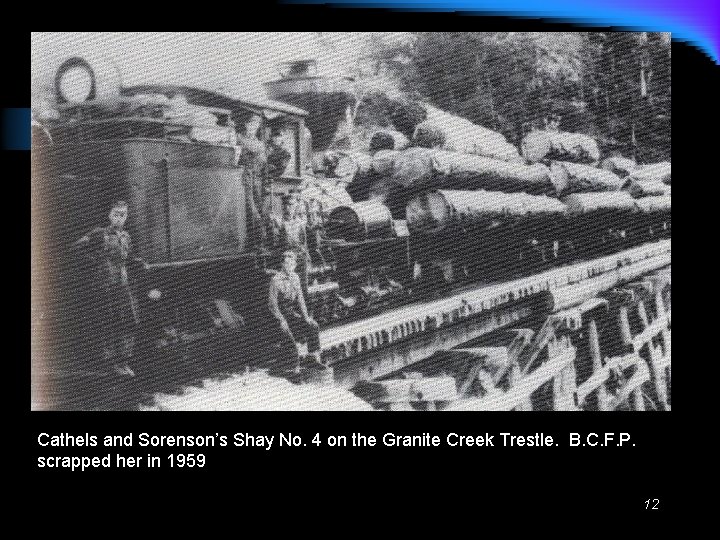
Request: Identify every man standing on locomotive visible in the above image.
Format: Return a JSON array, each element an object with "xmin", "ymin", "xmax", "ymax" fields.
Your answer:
[
  {"xmin": 73, "ymin": 200, "xmax": 142, "ymax": 377},
  {"xmin": 268, "ymin": 250, "xmax": 321, "ymax": 370},
  {"xmin": 273, "ymin": 193, "xmax": 311, "ymax": 298},
  {"xmin": 236, "ymin": 113, "xmax": 269, "ymax": 250},
  {"xmin": 266, "ymin": 126, "xmax": 292, "ymax": 178}
]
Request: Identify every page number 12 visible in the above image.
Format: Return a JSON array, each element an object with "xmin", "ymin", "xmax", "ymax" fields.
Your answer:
[{"xmin": 645, "ymin": 499, "xmax": 660, "ymax": 510}]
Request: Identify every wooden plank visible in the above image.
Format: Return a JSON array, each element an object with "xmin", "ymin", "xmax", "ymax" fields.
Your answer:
[
  {"xmin": 647, "ymin": 343, "xmax": 669, "ymax": 410},
  {"xmin": 629, "ymin": 389, "xmax": 646, "ymax": 411},
  {"xmin": 618, "ymin": 306, "xmax": 646, "ymax": 413},
  {"xmin": 506, "ymin": 329, "xmax": 535, "ymax": 361},
  {"xmin": 607, "ymin": 363, "xmax": 650, "ymax": 410},
  {"xmin": 452, "ymin": 346, "xmax": 512, "ymax": 389},
  {"xmin": 619, "ymin": 306, "xmax": 633, "ymax": 346},
  {"xmin": 587, "ymin": 319, "xmax": 608, "ymax": 410},
  {"xmin": 518, "ymin": 316, "xmax": 564, "ymax": 374},
  {"xmin": 633, "ymin": 317, "xmax": 669, "ymax": 350},
  {"xmin": 387, "ymin": 402, "xmax": 415, "ymax": 411},
  {"xmin": 457, "ymin": 359, "xmax": 487, "ymax": 396},
  {"xmin": 553, "ymin": 364, "xmax": 578, "ymax": 411},
  {"xmin": 634, "ymin": 297, "xmax": 669, "ymax": 411},
  {"xmin": 481, "ymin": 349, "xmax": 575, "ymax": 411},
  {"xmin": 369, "ymin": 376, "xmax": 459, "ymax": 403},
  {"xmin": 576, "ymin": 354, "xmax": 637, "ymax": 404},
  {"xmin": 655, "ymin": 354, "xmax": 671, "ymax": 371}
]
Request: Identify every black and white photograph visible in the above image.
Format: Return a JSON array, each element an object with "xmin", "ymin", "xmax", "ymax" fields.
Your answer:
[{"xmin": 30, "ymin": 32, "xmax": 671, "ymax": 411}]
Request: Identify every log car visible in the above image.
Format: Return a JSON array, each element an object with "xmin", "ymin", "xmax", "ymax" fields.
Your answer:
[{"xmin": 405, "ymin": 189, "xmax": 570, "ymax": 286}]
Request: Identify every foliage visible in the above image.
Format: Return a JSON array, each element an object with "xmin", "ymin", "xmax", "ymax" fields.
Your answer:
[{"xmin": 327, "ymin": 32, "xmax": 671, "ymax": 162}]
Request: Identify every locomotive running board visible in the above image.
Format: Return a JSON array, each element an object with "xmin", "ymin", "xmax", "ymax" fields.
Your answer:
[{"xmin": 320, "ymin": 240, "xmax": 671, "ymax": 386}]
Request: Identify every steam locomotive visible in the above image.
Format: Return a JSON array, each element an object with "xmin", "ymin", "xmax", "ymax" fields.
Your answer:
[
  {"xmin": 31, "ymin": 56, "xmax": 670, "ymax": 369},
  {"xmin": 31, "ymin": 56, "xmax": 412, "ymax": 367}
]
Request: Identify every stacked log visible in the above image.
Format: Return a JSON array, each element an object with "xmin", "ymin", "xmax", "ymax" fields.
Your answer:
[
  {"xmin": 627, "ymin": 161, "xmax": 671, "ymax": 185},
  {"xmin": 370, "ymin": 147, "xmax": 560, "ymax": 195},
  {"xmin": 563, "ymin": 191, "xmax": 671, "ymax": 216},
  {"xmin": 327, "ymin": 200, "xmax": 395, "ymax": 241},
  {"xmin": 412, "ymin": 123, "xmax": 447, "ymax": 150},
  {"xmin": 369, "ymin": 129, "xmax": 410, "ymax": 153},
  {"xmin": 634, "ymin": 195, "xmax": 672, "ymax": 213},
  {"xmin": 615, "ymin": 160, "xmax": 671, "ymax": 199},
  {"xmin": 562, "ymin": 192, "xmax": 637, "ymax": 215},
  {"xmin": 407, "ymin": 189, "xmax": 567, "ymax": 233},
  {"xmin": 369, "ymin": 149, "xmax": 401, "ymax": 177},
  {"xmin": 410, "ymin": 105, "xmax": 523, "ymax": 163},
  {"xmin": 521, "ymin": 130, "xmax": 601, "ymax": 165},
  {"xmin": 313, "ymin": 150, "xmax": 373, "ymax": 179},
  {"xmin": 549, "ymin": 161, "xmax": 624, "ymax": 195},
  {"xmin": 388, "ymin": 99, "xmax": 429, "ymax": 139},
  {"xmin": 600, "ymin": 156, "xmax": 637, "ymax": 178},
  {"xmin": 338, "ymin": 96, "xmax": 672, "ymax": 234},
  {"xmin": 622, "ymin": 178, "xmax": 671, "ymax": 199},
  {"xmin": 344, "ymin": 148, "xmax": 401, "ymax": 204}
]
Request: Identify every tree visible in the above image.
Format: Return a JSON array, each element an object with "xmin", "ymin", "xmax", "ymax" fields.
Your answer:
[
  {"xmin": 400, "ymin": 32, "xmax": 587, "ymax": 142},
  {"xmin": 309, "ymin": 31, "xmax": 671, "ymax": 160},
  {"xmin": 395, "ymin": 32, "xmax": 669, "ymax": 159},
  {"xmin": 314, "ymin": 32, "xmax": 416, "ymax": 133},
  {"xmin": 582, "ymin": 32, "xmax": 671, "ymax": 161}
]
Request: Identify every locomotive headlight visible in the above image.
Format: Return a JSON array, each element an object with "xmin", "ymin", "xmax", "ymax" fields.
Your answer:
[
  {"xmin": 59, "ymin": 66, "xmax": 93, "ymax": 102},
  {"xmin": 56, "ymin": 58, "xmax": 96, "ymax": 103},
  {"xmin": 148, "ymin": 289, "xmax": 162, "ymax": 300}
]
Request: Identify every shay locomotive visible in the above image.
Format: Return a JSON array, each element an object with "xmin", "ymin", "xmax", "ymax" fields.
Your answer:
[
  {"xmin": 31, "ymin": 56, "xmax": 671, "ymax": 372},
  {"xmin": 32, "ymin": 56, "xmax": 410, "ymax": 369}
]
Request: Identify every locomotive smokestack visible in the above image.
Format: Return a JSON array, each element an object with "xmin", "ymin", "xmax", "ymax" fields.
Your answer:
[
  {"xmin": 279, "ymin": 59, "xmax": 318, "ymax": 79},
  {"xmin": 264, "ymin": 59, "xmax": 356, "ymax": 152}
]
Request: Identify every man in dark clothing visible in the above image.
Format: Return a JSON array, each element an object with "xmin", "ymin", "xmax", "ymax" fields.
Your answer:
[
  {"xmin": 268, "ymin": 250, "xmax": 321, "ymax": 370},
  {"xmin": 73, "ymin": 200, "xmax": 142, "ymax": 377},
  {"xmin": 237, "ymin": 114, "xmax": 269, "ymax": 250},
  {"xmin": 266, "ymin": 129, "xmax": 292, "ymax": 178}
]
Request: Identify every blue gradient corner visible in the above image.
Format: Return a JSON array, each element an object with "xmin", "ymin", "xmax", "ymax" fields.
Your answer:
[
  {"xmin": 286, "ymin": 0, "xmax": 719, "ymax": 64},
  {"xmin": 2, "ymin": 108, "xmax": 31, "ymax": 151}
]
